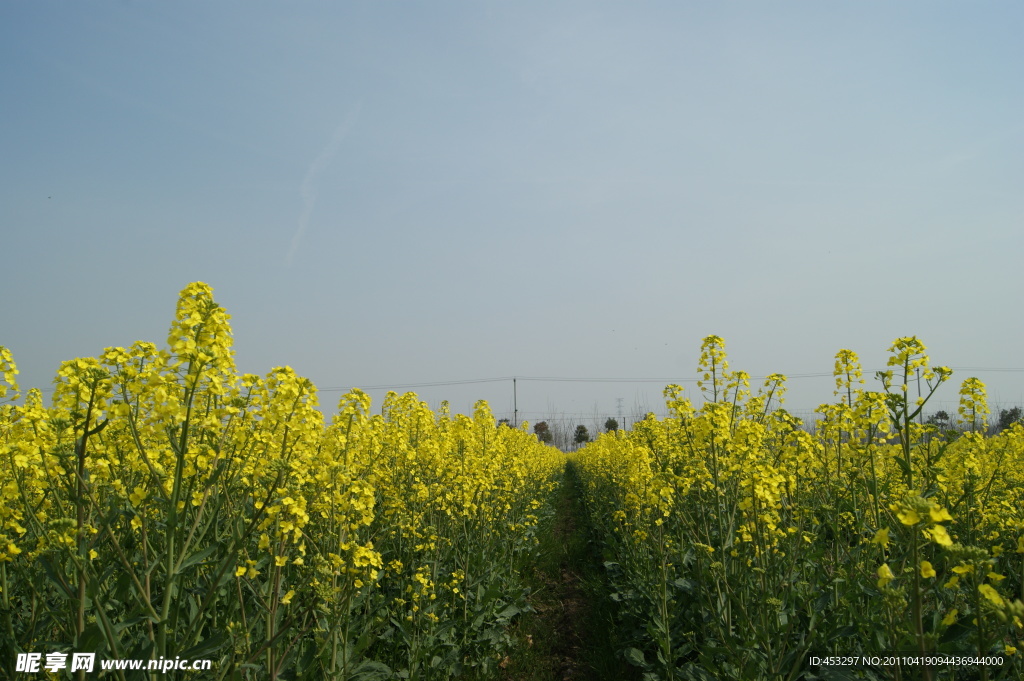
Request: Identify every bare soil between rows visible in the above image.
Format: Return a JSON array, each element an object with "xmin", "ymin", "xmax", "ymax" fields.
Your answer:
[{"xmin": 500, "ymin": 464, "xmax": 637, "ymax": 681}]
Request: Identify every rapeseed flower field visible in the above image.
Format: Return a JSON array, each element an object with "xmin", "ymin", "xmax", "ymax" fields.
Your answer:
[
  {"xmin": 0, "ymin": 283, "xmax": 562, "ymax": 680},
  {"xmin": 574, "ymin": 335, "xmax": 1023, "ymax": 681},
  {"xmin": 2, "ymin": 286, "xmax": 1021, "ymax": 681}
]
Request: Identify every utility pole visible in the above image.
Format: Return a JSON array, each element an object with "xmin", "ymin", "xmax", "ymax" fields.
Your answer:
[
  {"xmin": 513, "ymin": 377, "xmax": 518, "ymax": 427},
  {"xmin": 616, "ymin": 397, "xmax": 624, "ymax": 431}
]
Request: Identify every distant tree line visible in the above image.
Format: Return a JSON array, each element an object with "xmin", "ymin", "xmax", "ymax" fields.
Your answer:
[
  {"xmin": 522, "ymin": 405, "xmax": 1023, "ymax": 451},
  {"xmin": 529, "ymin": 416, "xmax": 627, "ymax": 450},
  {"xmin": 925, "ymin": 406, "xmax": 1023, "ymax": 435}
]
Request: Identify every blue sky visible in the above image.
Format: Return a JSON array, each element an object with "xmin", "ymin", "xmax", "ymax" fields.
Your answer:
[{"xmin": 3, "ymin": 1, "xmax": 1023, "ymax": 432}]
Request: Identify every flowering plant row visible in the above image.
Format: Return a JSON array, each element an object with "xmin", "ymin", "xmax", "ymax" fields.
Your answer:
[
  {"xmin": 574, "ymin": 336, "xmax": 1023, "ymax": 681},
  {"xmin": 0, "ymin": 283, "xmax": 563, "ymax": 680}
]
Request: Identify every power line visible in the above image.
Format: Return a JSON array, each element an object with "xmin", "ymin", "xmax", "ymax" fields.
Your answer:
[
  {"xmin": 20, "ymin": 367, "xmax": 1024, "ymax": 395},
  {"xmin": 319, "ymin": 373, "xmax": 833, "ymax": 391},
  {"xmin": 948, "ymin": 368, "xmax": 1024, "ymax": 373},
  {"xmin": 319, "ymin": 367, "xmax": 1024, "ymax": 392},
  {"xmin": 318, "ymin": 377, "xmax": 513, "ymax": 392}
]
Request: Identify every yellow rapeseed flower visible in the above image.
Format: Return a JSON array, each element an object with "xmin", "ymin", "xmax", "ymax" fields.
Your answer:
[
  {"xmin": 920, "ymin": 561, "xmax": 936, "ymax": 578},
  {"xmin": 877, "ymin": 564, "xmax": 895, "ymax": 588},
  {"xmin": 870, "ymin": 528, "xmax": 890, "ymax": 549},
  {"xmin": 129, "ymin": 486, "xmax": 147, "ymax": 507},
  {"xmin": 897, "ymin": 508, "xmax": 921, "ymax": 526},
  {"xmin": 927, "ymin": 525, "xmax": 953, "ymax": 547},
  {"xmin": 978, "ymin": 584, "xmax": 1004, "ymax": 607}
]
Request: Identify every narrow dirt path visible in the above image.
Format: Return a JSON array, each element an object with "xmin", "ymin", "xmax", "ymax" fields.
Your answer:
[{"xmin": 500, "ymin": 463, "xmax": 637, "ymax": 681}]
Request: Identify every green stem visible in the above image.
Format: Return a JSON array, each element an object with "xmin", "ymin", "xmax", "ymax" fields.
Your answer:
[{"xmin": 910, "ymin": 532, "xmax": 931, "ymax": 681}]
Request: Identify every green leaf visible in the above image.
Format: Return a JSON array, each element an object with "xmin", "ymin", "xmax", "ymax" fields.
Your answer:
[
  {"xmin": 77, "ymin": 622, "xmax": 106, "ymax": 655},
  {"xmin": 113, "ymin": 616, "xmax": 153, "ymax": 633},
  {"xmin": 351, "ymin": 660, "xmax": 392, "ymax": 681},
  {"xmin": 497, "ymin": 604, "xmax": 521, "ymax": 619},
  {"xmin": 624, "ymin": 647, "xmax": 649, "ymax": 669},
  {"xmin": 177, "ymin": 542, "xmax": 220, "ymax": 571},
  {"xmin": 829, "ymin": 625, "xmax": 858, "ymax": 641},
  {"xmin": 671, "ymin": 577, "xmax": 697, "ymax": 594},
  {"xmin": 178, "ymin": 633, "xmax": 228, "ymax": 660}
]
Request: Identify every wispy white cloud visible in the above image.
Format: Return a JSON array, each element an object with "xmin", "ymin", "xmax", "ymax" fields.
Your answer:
[{"xmin": 287, "ymin": 101, "xmax": 364, "ymax": 265}]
